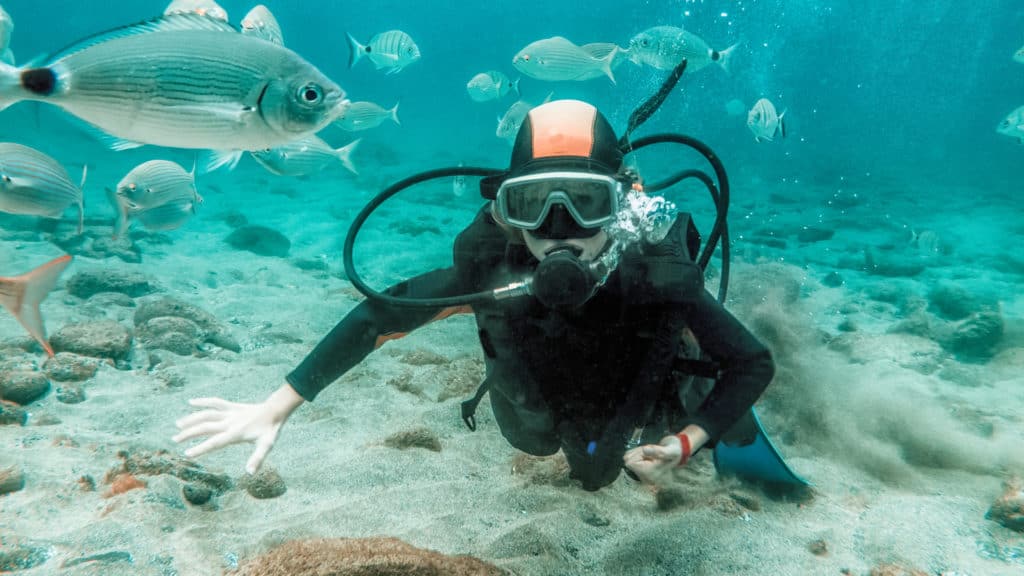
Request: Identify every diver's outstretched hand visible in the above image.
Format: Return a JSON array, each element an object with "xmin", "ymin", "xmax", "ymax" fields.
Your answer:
[
  {"xmin": 623, "ymin": 434, "xmax": 684, "ymax": 486},
  {"xmin": 173, "ymin": 383, "xmax": 305, "ymax": 474}
]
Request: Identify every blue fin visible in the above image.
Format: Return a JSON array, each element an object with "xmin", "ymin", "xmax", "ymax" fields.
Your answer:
[
  {"xmin": 713, "ymin": 408, "xmax": 809, "ymax": 486},
  {"xmin": 47, "ymin": 13, "xmax": 238, "ymax": 63}
]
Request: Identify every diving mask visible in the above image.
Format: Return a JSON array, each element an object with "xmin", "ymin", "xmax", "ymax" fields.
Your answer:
[{"xmin": 494, "ymin": 171, "xmax": 622, "ymax": 232}]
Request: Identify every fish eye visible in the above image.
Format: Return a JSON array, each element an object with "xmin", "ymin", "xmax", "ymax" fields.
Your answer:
[
  {"xmin": 522, "ymin": 54, "xmax": 531, "ymax": 62},
  {"xmin": 640, "ymin": 39, "xmax": 650, "ymax": 47},
  {"xmin": 406, "ymin": 47, "xmax": 414, "ymax": 56},
  {"xmin": 129, "ymin": 183, "xmax": 137, "ymax": 191},
  {"xmin": 298, "ymin": 83, "xmax": 324, "ymax": 105}
]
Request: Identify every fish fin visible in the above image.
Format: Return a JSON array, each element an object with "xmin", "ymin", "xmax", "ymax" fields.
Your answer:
[
  {"xmin": 717, "ymin": 41, "xmax": 740, "ymax": 75},
  {"xmin": 778, "ymin": 110, "xmax": 787, "ymax": 139},
  {"xmin": 0, "ymin": 60, "xmax": 22, "ymax": 112},
  {"xmin": 204, "ymin": 150, "xmax": 244, "ymax": 173},
  {"xmin": 384, "ymin": 65, "xmax": 402, "ymax": 75},
  {"xmin": 600, "ymin": 46, "xmax": 618, "ymax": 84},
  {"xmin": 346, "ymin": 32, "xmax": 364, "ymax": 69},
  {"xmin": 46, "ymin": 13, "xmax": 239, "ymax": 63},
  {"xmin": 542, "ymin": 92, "xmax": 555, "ymax": 104},
  {"xmin": 389, "ymin": 101, "xmax": 401, "ymax": 126},
  {"xmin": 0, "ymin": 48, "xmax": 13, "ymax": 66},
  {"xmin": 66, "ymin": 116, "xmax": 146, "ymax": 150},
  {"xmin": 334, "ymin": 139, "xmax": 360, "ymax": 175},
  {"xmin": 0, "ymin": 255, "xmax": 72, "ymax": 357},
  {"xmin": 511, "ymin": 77, "xmax": 521, "ymax": 98}
]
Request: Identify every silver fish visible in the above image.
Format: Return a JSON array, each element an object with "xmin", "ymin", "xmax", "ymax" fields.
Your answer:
[
  {"xmin": 746, "ymin": 98, "xmax": 786, "ymax": 142},
  {"xmin": 164, "ymin": 0, "xmax": 228, "ymax": 21},
  {"xmin": 241, "ymin": 4, "xmax": 283, "ymax": 46},
  {"xmin": 466, "ymin": 70, "xmax": 519, "ymax": 103},
  {"xmin": 333, "ymin": 100, "xmax": 400, "ymax": 131},
  {"xmin": 628, "ymin": 26, "xmax": 736, "ymax": 73},
  {"xmin": 997, "ymin": 105, "xmax": 1024, "ymax": 143},
  {"xmin": 0, "ymin": 143, "xmax": 84, "ymax": 232},
  {"xmin": 347, "ymin": 30, "xmax": 420, "ymax": 74},
  {"xmin": 0, "ymin": 14, "xmax": 348, "ymax": 153},
  {"xmin": 496, "ymin": 93, "xmax": 552, "ymax": 143},
  {"xmin": 512, "ymin": 36, "xmax": 617, "ymax": 83},
  {"xmin": 250, "ymin": 135, "xmax": 359, "ymax": 176},
  {"xmin": 0, "ymin": 254, "xmax": 72, "ymax": 357},
  {"xmin": 452, "ymin": 164, "xmax": 468, "ymax": 197},
  {"xmin": 0, "ymin": 4, "xmax": 13, "ymax": 57},
  {"xmin": 134, "ymin": 197, "xmax": 200, "ymax": 232},
  {"xmin": 1015, "ymin": 45, "xmax": 1024, "ymax": 64},
  {"xmin": 112, "ymin": 159, "xmax": 200, "ymax": 237},
  {"xmin": 0, "ymin": 48, "xmax": 11, "ymax": 66}
]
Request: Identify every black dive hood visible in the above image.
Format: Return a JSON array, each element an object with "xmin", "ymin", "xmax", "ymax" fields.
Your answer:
[{"xmin": 342, "ymin": 57, "xmax": 735, "ymax": 310}]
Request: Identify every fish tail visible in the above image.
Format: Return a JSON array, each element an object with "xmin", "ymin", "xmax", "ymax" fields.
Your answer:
[
  {"xmin": 511, "ymin": 77, "xmax": 521, "ymax": 98},
  {"xmin": 0, "ymin": 254, "xmax": 73, "ymax": 357},
  {"xmin": 717, "ymin": 42, "xmax": 740, "ymax": 74},
  {"xmin": 601, "ymin": 47, "xmax": 617, "ymax": 84},
  {"xmin": 390, "ymin": 101, "xmax": 401, "ymax": 126},
  {"xmin": 335, "ymin": 139, "xmax": 360, "ymax": 175},
  {"xmin": 778, "ymin": 109, "xmax": 787, "ymax": 139},
  {"xmin": 346, "ymin": 32, "xmax": 365, "ymax": 69}
]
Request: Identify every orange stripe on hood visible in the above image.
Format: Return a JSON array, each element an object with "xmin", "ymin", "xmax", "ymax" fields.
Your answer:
[{"xmin": 528, "ymin": 99, "xmax": 596, "ymax": 159}]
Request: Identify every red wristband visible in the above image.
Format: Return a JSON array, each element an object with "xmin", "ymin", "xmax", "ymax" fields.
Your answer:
[{"xmin": 675, "ymin": 432, "xmax": 692, "ymax": 467}]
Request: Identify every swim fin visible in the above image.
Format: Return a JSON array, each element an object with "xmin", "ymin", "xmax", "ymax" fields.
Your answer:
[{"xmin": 713, "ymin": 408, "xmax": 809, "ymax": 486}]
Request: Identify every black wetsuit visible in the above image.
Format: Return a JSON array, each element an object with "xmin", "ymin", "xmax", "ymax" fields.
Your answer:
[{"xmin": 287, "ymin": 206, "xmax": 774, "ymax": 490}]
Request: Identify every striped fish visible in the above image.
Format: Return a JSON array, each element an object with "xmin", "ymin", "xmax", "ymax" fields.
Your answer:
[
  {"xmin": 134, "ymin": 197, "xmax": 199, "ymax": 232},
  {"xmin": 346, "ymin": 30, "xmax": 420, "ymax": 74},
  {"xmin": 164, "ymin": 0, "xmax": 228, "ymax": 21},
  {"xmin": 241, "ymin": 4, "xmax": 283, "ymax": 46},
  {"xmin": 0, "ymin": 255, "xmax": 72, "ymax": 357},
  {"xmin": 111, "ymin": 160, "xmax": 201, "ymax": 237},
  {"xmin": 250, "ymin": 135, "xmax": 359, "ymax": 176},
  {"xmin": 0, "ymin": 14, "xmax": 348, "ymax": 153},
  {"xmin": 0, "ymin": 143, "xmax": 84, "ymax": 232},
  {"xmin": 496, "ymin": 93, "xmax": 553, "ymax": 143},
  {"xmin": 333, "ymin": 101, "xmax": 400, "ymax": 132},
  {"xmin": 466, "ymin": 70, "xmax": 519, "ymax": 103},
  {"xmin": 512, "ymin": 37, "xmax": 617, "ymax": 83}
]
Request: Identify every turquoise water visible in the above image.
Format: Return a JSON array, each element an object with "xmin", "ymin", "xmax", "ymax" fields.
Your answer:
[{"xmin": 1, "ymin": 2, "xmax": 1023, "ymax": 575}]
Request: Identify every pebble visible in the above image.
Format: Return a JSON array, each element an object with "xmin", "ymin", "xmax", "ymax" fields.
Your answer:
[
  {"xmin": 0, "ymin": 371, "xmax": 50, "ymax": 405},
  {"xmin": 0, "ymin": 465, "xmax": 25, "ymax": 495},
  {"xmin": 239, "ymin": 467, "xmax": 287, "ymax": 499},
  {"xmin": 50, "ymin": 320, "xmax": 133, "ymax": 361},
  {"xmin": 986, "ymin": 479, "xmax": 1024, "ymax": 532},
  {"xmin": 43, "ymin": 352, "xmax": 99, "ymax": 382},
  {"xmin": 55, "ymin": 383, "xmax": 86, "ymax": 404}
]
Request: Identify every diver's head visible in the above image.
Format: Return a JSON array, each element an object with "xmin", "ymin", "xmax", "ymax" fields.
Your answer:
[{"xmin": 482, "ymin": 99, "xmax": 628, "ymax": 262}]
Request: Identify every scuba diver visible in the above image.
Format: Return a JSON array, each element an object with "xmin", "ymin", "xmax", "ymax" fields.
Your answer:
[{"xmin": 174, "ymin": 62, "xmax": 806, "ymax": 492}]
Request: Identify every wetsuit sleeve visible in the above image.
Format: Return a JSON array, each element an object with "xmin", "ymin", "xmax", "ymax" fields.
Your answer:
[
  {"xmin": 285, "ymin": 268, "xmax": 465, "ymax": 401},
  {"xmin": 683, "ymin": 290, "xmax": 775, "ymax": 444}
]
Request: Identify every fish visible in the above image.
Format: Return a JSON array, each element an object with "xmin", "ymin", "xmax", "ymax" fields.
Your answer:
[
  {"xmin": 1015, "ymin": 45, "xmax": 1024, "ymax": 64},
  {"xmin": 0, "ymin": 14, "xmax": 348, "ymax": 155},
  {"xmin": 133, "ymin": 197, "xmax": 200, "ymax": 232},
  {"xmin": 996, "ymin": 105, "xmax": 1024, "ymax": 143},
  {"xmin": 164, "ymin": 0, "xmax": 228, "ymax": 21},
  {"xmin": 580, "ymin": 43, "xmax": 630, "ymax": 68},
  {"xmin": 0, "ymin": 255, "xmax": 72, "ymax": 357},
  {"xmin": 628, "ymin": 26, "xmax": 736, "ymax": 73},
  {"xmin": 346, "ymin": 30, "xmax": 420, "ymax": 74},
  {"xmin": 512, "ymin": 36, "xmax": 617, "ymax": 83},
  {"xmin": 250, "ymin": 135, "xmax": 359, "ymax": 176},
  {"xmin": 496, "ymin": 93, "xmax": 553, "ymax": 143},
  {"xmin": 332, "ymin": 101, "xmax": 400, "ymax": 131},
  {"xmin": 466, "ymin": 70, "xmax": 520, "ymax": 103},
  {"xmin": 241, "ymin": 4, "xmax": 283, "ymax": 46},
  {"xmin": 0, "ymin": 143, "xmax": 85, "ymax": 232},
  {"xmin": 111, "ymin": 160, "xmax": 201, "ymax": 237},
  {"xmin": 0, "ymin": 4, "xmax": 13, "ymax": 61},
  {"xmin": 746, "ymin": 98, "xmax": 786, "ymax": 142}
]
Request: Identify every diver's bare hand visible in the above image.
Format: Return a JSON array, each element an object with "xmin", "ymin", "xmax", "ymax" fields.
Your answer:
[
  {"xmin": 623, "ymin": 434, "xmax": 683, "ymax": 486},
  {"xmin": 173, "ymin": 383, "xmax": 304, "ymax": 474}
]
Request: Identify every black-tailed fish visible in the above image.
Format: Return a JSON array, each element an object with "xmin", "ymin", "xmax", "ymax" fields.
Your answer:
[
  {"xmin": 0, "ymin": 254, "xmax": 72, "ymax": 357},
  {"xmin": 164, "ymin": 0, "xmax": 228, "ymax": 21},
  {"xmin": 997, "ymin": 105, "xmax": 1024, "ymax": 144},
  {"xmin": 466, "ymin": 70, "xmax": 519, "ymax": 103},
  {"xmin": 0, "ymin": 14, "xmax": 348, "ymax": 156},
  {"xmin": 241, "ymin": 4, "xmax": 283, "ymax": 46},
  {"xmin": 628, "ymin": 26, "xmax": 736, "ymax": 73},
  {"xmin": 333, "ymin": 101, "xmax": 400, "ymax": 131},
  {"xmin": 746, "ymin": 98, "xmax": 786, "ymax": 142},
  {"xmin": 111, "ymin": 160, "xmax": 200, "ymax": 237},
  {"xmin": 346, "ymin": 30, "xmax": 420, "ymax": 74},
  {"xmin": 512, "ymin": 36, "xmax": 617, "ymax": 83},
  {"xmin": 250, "ymin": 135, "xmax": 359, "ymax": 176},
  {"xmin": 0, "ymin": 143, "xmax": 84, "ymax": 232}
]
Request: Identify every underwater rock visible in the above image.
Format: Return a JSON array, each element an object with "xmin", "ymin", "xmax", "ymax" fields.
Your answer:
[
  {"xmin": 107, "ymin": 449, "xmax": 233, "ymax": 495},
  {"xmin": 0, "ymin": 400, "xmax": 28, "ymax": 426},
  {"xmin": 66, "ymin": 268, "xmax": 157, "ymax": 299},
  {"xmin": 43, "ymin": 352, "xmax": 100, "ymax": 382},
  {"xmin": 0, "ymin": 541, "xmax": 50, "ymax": 572},
  {"xmin": 87, "ymin": 291, "xmax": 137, "ymax": 308},
  {"xmin": 55, "ymin": 382, "xmax": 86, "ymax": 404},
  {"xmin": 182, "ymin": 482, "xmax": 213, "ymax": 506},
  {"xmin": 822, "ymin": 271, "xmax": 844, "ymax": 287},
  {"xmin": 927, "ymin": 282, "xmax": 989, "ymax": 321},
  {"xmin": 51, "ymin": 228, "xmax": 142, "ymax": 263},
  {"xmin": 224, "ymin": 225, "xmax": 290, "ymax": 257},
  {"xmin": 134, "ymin": 297, "xmax": 240, "ymax": 353},
  {"xmin": 0, "ymin": 370, "xmax": 50, "ymax": 405},
  {"xmin": 382, "ymin": 427, "xmax": 442, "ymax": 452},
  {"xmin": 230, "ymin": 537, "xmax": 506, "ymax": 576},
  {"xmin": 863, "ymin": 250, "xmax": 925, "ymax": 277},
  {"xmin": 0, "ymin": 465, "xmax": 25, "ymax": 495},
  {"xmin": 807, "ymin": 539, "xmax": 828, "ymax": 556},
  {"xmin": 940, "ymin": 310, "xmax": 1004, "ymax": 358},
  {"xmin": 510, "ymin": 452, "xmax": 571, "ymax": 487},
  {"xmin": 398, "ymin": 348, "xmax": 449, "ymax": 366},
  {"xmin": 239, "ymin": 467, "xmax": 287, "ymax": 499},
  {"xmin": 796, "ymin": 226, "xmax": 835, "ymax": 243},
  {"xmin": 986, "ymin": 478, "xmax": 1024, "ymax": 532},
  {"xmin": 50, "ymin": 320, "xmax": 133, "ymax": 361}
]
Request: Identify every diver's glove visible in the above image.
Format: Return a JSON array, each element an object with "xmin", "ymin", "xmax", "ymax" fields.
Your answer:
[{"xmin": 618, "ymin": 237, "xmax": 704, "ymax": 305}]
